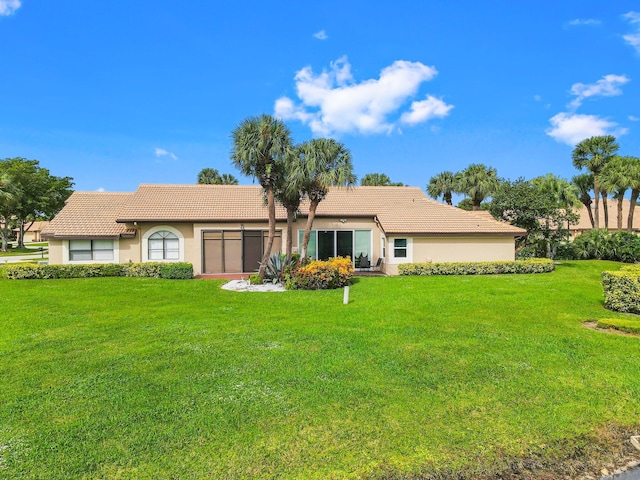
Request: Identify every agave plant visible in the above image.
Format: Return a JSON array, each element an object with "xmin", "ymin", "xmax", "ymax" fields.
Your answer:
[{"xmin": 264, "ymin": 252, "xmax": 298, "ymax": 283}]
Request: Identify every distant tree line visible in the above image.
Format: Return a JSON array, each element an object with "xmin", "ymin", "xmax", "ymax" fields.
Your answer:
[{"xmin": 0, "ymin": 157, "xmax": 74, "ymax": 251}]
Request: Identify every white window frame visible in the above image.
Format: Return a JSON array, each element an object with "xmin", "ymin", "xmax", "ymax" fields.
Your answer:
[
  {"xmin": 388, "ymin": 237, "xmax": 413, "ymax": 264},
  {"xmin": 63, "ymin": 239, "xmax": 119, "ymax": 264},
  {"xmin": 142, "ymin": 226, "xmax": 184, "ymax": 262}
]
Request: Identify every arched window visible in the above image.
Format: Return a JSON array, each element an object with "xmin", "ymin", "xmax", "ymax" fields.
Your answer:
[{"xmin": 148, "ymin": 230, "xmax": 179, "ymax": 260}]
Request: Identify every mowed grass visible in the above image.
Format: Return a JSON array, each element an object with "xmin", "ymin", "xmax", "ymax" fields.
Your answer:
[{"xmin": 1, "ymin": 261, "xmax": 639, "ymax": 479}]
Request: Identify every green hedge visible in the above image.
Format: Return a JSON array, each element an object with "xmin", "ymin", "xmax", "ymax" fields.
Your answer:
[
  {"xmin": 2, "ymin": 262, "xmax": 193, "ymax": 280},
  {"xmin": 601, "ymin": 270, "xmax": 640, "ymax": 314},
  {"xmin": 597, "ymin": 318, "xmax": 640, "ymax": 335},
  {"xmin": 398, "ymin": 259, "xmax": 555, "ymax": 276}
]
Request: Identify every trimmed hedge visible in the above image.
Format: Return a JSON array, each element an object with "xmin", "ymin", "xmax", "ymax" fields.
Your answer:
[
  {"xmin": 601, "ymin": 270, "xmax": 640, "ymax": 314},
  {"xmin": 597, "ymin": 318, "xmax": 640, "ymax": 335},
  {"xmin": 398, "ymin": 259, "xmax": 555, "ymax": 276},
  {"xmin": 2, "ymin": 262, "xmax": 193, "ymax": 280}
]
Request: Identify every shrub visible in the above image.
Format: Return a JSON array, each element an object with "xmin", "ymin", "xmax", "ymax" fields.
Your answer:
[
  {"xmin": 158, "ymin": 263, "xmax": 193, "ymax": 279},
  {"xmin": 573, "ymin": 229, "xmax": 640, "ymax": 263},
  {"xmin": 249, "ymin": 274, "xmax": 262, "ymax": 285},
  {"xmin": 287, "ymin": 256, "xmax": 353, "ymax": 290},
  {"xmin": 601, "ymin": 270, "xmax": 640, "ymax": 314},
  {"xmin": 597, "ymin": 318, "xmax": 640, "ymax": 335},
  {"xmin": 264, "ymin": 252, "xmax": 298, "ymax": 283},
  {"xmin": 398, "ymin": 259, "xmax": 554, "ymax": 276},
  {"xmin": 3, "ymin": 262, "xmax": 193, "ymax": 280}
]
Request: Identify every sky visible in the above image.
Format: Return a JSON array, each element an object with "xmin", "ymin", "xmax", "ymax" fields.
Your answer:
[{"xmin": 1, "ymin": 0, "xmax": 639, "ymax": 195}]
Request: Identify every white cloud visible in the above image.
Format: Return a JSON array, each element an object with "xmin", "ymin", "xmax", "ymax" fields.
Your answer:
[
  {"xmin": 534, "ymin": 94, "xmax": 542, "ymax": 102},
  {"xmin": 567, "ymin": 18, "xmax": 601, "ymax": 26},
  {"xmin": 400, "ymin": 95, "xmax": 453, "ymax": 125},
  {"xmin": 546, "ymin": 112, "xmax": 627, "ymax": 146},
  {"xmin": 155, "ymin": 147, "xmax": 177, "ymax": 160},
  {"xmin": 313, "ymin": 30, "xmax": 327, "ymax": 40},
  {"xmin": 0, "ymin": 0, "xmax": 21, "ymax": 16},
  {"xmin": 629, "ymin": 115, "xmax": 639, "ymax": 121},
  {"xmin": 568, "ymin": 74, "xmax": 629, "ymax": 109},
  {"xmin": 274, "ymin": 56, "xmax": 452, "ymax": 135},
  {"xmin": 96, "ymin": 187, "xmax": 105, "ymax": 192},
  {"xmin": 623, "ymin": 11, "xmax": 640, "ymax": 54}
]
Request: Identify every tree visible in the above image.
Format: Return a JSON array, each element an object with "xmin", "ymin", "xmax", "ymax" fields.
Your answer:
[
  {"xmin": 600, "ymin": 156, "xmax": 632, "ymax": 230},
  {"xmin": 273, "ymin": 152, "xmax": 304, "ymax": 262},
  {"xmin": 454, "ymin": 164, "xmax": 499, "ymax": 210},
  {"xmin": 219, "ymin": 173, "xmax": 239, "ymax": 185},
  {"xmin": 290, "ymin": 138, "xmax": 356, "ymax": 260},
  {"xmin": 426, "ymin": 171, "xmax": 456, "ymax": 205},
  {"xmin": 489, "ymin": 178, "xmax": 578, "ymax": 258},
  {"xmin": 624, "ymin": 156, "xmax": 640, "ymax": 232},
  {"xmin": 230, "ymin": 115, "xmax": 293, "ymax": 278},
  {"xmin": 572, "ymin": 173, "xmax": 595, "ymax": 228},
  {"xmin": 572, "ymin": 135, "xmax": 619, "ymax": 229},
  {"xmin": 197, "ymin": 168, "xmax": 239, "ymax": 185},
  {"xmin": 0, "ymin": 158, "xmax": 74, "ymax": 250},
  {"xmin": 530, "ymin": 174, "xmax": 579, "ymax": 257},
  {"xmin": 360, "ymin": 173, "xmax": 403, "ymax": 186}
]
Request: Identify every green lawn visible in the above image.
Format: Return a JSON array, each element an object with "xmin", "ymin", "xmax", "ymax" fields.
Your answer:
[{"xmin": 1, "ymin": 261, "xmax": 639, "ymax": 479}]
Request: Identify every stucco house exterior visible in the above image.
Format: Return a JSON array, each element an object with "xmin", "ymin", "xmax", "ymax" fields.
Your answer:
[
  {"xmin": 43, "ymin": 184, "xmax": 526, "ymax": 276},
  {"xmin": 572, "ymin": 198, "xmax": 640, "ymax": 237}
]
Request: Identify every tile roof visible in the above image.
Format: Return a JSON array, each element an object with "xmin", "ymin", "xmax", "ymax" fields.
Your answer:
[
  {"xmin": 43, "ymin": 192, "xmax": 136, "ymax": 238},
  {"xmin": 573, "ymin": 198, "xmax": 640, "ymax": 231},
  {"xmin": 46, "ymin": 185, "xmax": 526, "ymax": 237}
]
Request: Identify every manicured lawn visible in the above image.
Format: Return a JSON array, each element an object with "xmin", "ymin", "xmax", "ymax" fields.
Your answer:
[{"xmin": 1, "ymin": 261, "xmax": 639, "ymax": 478}]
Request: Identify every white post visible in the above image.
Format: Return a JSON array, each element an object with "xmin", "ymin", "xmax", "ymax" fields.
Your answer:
[{"xmin": 343, "ymin": 285, "xmax": 349, "ymax": 305}]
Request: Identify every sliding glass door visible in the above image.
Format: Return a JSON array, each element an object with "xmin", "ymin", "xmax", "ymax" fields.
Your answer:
[{"xmin": 299, "ymin": 229, "xmax": 371, "ymax": 261}]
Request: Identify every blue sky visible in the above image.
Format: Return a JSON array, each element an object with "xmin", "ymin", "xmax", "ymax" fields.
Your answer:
[{"xmin": 1, "ymin": 1, "xmax": 639, "ymax": 195}]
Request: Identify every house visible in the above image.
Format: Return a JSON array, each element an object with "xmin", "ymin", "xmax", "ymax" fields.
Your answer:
[
  {"xmin": 16, "ymin": 221, "xmax": 50, "ymax": 243},
  {"xmin": 572, "ymin": 198, "xmax": 640, "ymax": 236},
  {"xmin": 42, "ymin": 184, "xmax": 526, "ymax": 275}
]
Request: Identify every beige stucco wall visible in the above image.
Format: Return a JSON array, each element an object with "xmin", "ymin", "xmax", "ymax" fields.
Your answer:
[
  {"xmin": 48, "ymin": 239, "xmax": 63, "ymax": 264},
  {"xmin": 384, "ymin": 235, "xmax": 516, "ymax": 275}
]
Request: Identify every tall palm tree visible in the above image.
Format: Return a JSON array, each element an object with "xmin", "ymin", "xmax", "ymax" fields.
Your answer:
[
  {"xmin": 625, "ymin": 156, "xmax": 640, "ymax": 232},
  {"xmin": 231, "ymin": 114, "xmax": 293, "ymax": 278},
  {"xmin": 572, "ymin": 173, "xmax": 595, "ymax": 228},
  {"xmin": 600, "ymin": 156, "xmax": 631, "ymax": 230},
  {"xmin": 454, "ymin": 164, "xmax": 499, "ymax": 210},
  {"xmin": 426, "ymin": 171, "xmax": 456, "ymax": 205},
  {"xmin": 572, "ymin": 135, "xmax": 619, "ymax": 229},
  {"xmin": 290, "ymin": 138, "xmax": 356, "ymax": 260},
  {"xmin": 531, "ymin": 174, "xmax": 579, "ymax": 210},
  {"xmin": 274, "ymin": 154, "xmax": 304, "ymax": 262}
]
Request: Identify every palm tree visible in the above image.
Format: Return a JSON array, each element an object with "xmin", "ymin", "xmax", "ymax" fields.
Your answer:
[
  {"xmin": 360, "ymin": 173, "xmax": 402, "ymax": 186},
  {"xmin": 290, "ymin": 138, "xmax": 356, "ymax": 260},
  {"xmin": 572, "ymin": 135, "xmax": 619, "ymax": 229},
  {"xmin": 197, "ymin": 168, "xmax": 222, "ymax": 184},
  {"xmin": 274, "ymin": 153, "xmax": 304, "ymax": 262},
  {"xmin": 600, "ymin": 156, "xmax": 631, "ymax": 230},
  {"xmin": 231, "ymin": 114, "xmax": 293, "ymax": 278},
  {"xmin": 219, "ymin": 173, "xmax": 239, "ymax": 185},
  {"xmin": 625, "ymin": 156, "xmax": 640, "ymax": 232},
  {"xmin": 426, "ymin": 171, "xmax": 456, "ymax": 205},
  {"xmin": 454, "ymin": 164, "xmax": 499, "ymax": 210},
  {"xmin": 572, "ymin": 173, "xmax": 595, "ymax": 228}
]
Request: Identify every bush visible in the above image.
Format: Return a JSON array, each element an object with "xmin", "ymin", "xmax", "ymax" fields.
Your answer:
[
  {"xmin": 398, "ymin": 259, "xmax": 555, "ymax": 276},
  {"xmin": 3, "ymin": 262, "xmax": 193, "ymax": 280},
  {"xmin": 573, "ymin": 229, "xmax": 640, "ymax": 262},
  {"xmin": 601, "ymin": 270, "xmax": 640, "ymax": 314},
  {"xmin": 287, "ymin": 256, "xmax": 353, "ymax": 290},
  {"xmin": 249, "ymin": 274, "xmax": 262, "ymax": 285},
  {"xmin": 554, "ymin": 242, "xmax": 577, "ymax": 260},
  {"xmin": 264, "ymin": 252, "xmax": 298, "ymax": 283}
]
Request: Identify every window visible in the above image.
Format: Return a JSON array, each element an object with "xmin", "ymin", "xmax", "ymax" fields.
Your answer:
[
  {"xmin": 393, "ymin": 238, "xmax": 407, "ymax": 258},
  {"xmin": 148, "ymin": 231, "xmax": 179, "ymax": 260},
  {"xmin": 69, "ymin": 239, "xmax": 114, "ymax": 261}
]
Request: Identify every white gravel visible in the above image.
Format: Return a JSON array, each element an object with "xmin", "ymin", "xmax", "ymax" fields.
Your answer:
[{"xmin": 221, "ymin": 280, "xmax": 286, "ymax": 292}]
